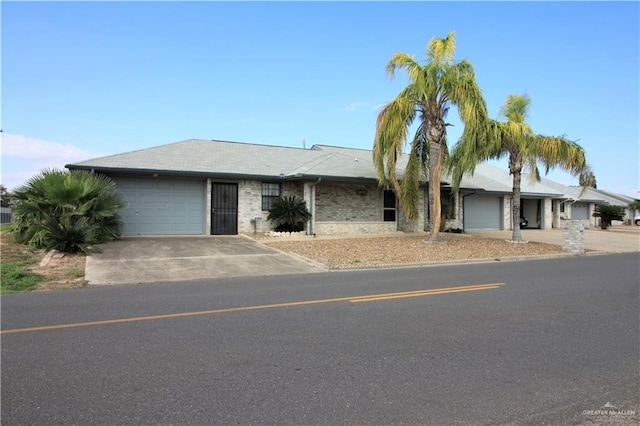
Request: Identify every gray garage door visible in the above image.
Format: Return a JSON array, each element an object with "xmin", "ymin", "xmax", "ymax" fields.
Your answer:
[
  {"xmin": 464, "ymin": 195, "xmax": 501, "ymax": 230},
  {"xmin": 114, "ymin": 177, "xmax": 205, "ymax": 235},
  {"xmin": 571, "ymin": 202, "xmax": 590, "ymax": 220}
]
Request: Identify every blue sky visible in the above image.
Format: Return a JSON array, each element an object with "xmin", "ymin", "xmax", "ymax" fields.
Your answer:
[{"xmin": 2, "ymin": 1, "xmax": 639, "ymax": 198}]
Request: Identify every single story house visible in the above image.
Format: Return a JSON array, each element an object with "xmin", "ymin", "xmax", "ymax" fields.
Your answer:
[{"xmin": 65, "ymin": 139, "xmax": 635, "ymax": 236}]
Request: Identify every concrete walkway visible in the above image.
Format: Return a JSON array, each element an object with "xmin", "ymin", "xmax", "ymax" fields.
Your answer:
[
  {"xmin": 472, "ymin": 225, "xmax": 640, "ymax": 253},
  {"xmin": 85, "ymin": 236, "xmax": 326, "ymax": 285}
]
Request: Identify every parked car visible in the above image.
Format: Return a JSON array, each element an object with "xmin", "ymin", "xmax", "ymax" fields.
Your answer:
[{"xmin": 520, "ymin": 217, "xmax": 528, "ymax": 228}]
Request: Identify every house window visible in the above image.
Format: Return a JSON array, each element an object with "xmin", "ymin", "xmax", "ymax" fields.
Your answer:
[
  {"xmin": 442, "ymin": 189, "xmax": 455, "ymax": 219},
  {"xmin": 262, "ymin": 182, "xmax": 281, "ymax": 211},
  {"xmin": 427, "ymin": 187, "xmax": 455, "ymax": 219},
  {"xmin": 560, "ymin": 203, "xmax": 565, "ymax": 213},
  {"xmin": 383, "ymin": 190, "xmax": 396, "ymax": 222}
]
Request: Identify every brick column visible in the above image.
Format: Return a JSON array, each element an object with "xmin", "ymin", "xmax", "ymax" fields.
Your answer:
[{"xmin": 562, "ymin": 220, "xmax": 585, "ymax": 254}]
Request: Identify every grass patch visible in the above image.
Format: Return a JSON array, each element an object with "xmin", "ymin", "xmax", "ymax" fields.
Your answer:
[
  {"xmin": 1, "ymin": 228, "xmax": 87, "ymax": 292},
  {"xmin": 1, "ymin": 263, "xmax": 46, "ymax": 293},
  {"xmin": 1, "ymin": 253, "xmax": 46, "ymax": 293},
  {"xmin": 1, "ymin": 229, "xmax": 46, "ymax": 293},
  {"xmin": 67, "ymin": 266, "xmax": 85, "ymax": 279}
]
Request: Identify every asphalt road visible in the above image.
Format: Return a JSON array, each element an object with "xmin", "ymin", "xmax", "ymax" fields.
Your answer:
[{"xmin": 2, "ymin": 253, "xmax": 639, "ymax": 425}]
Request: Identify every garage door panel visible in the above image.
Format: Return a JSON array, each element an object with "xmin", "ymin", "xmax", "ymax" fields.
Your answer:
[
  {"xmin": 114, "ymin": 177, "xmax": 205, "ymax": 235},
  {"xmin": 464, "ymin": 195, "xmax": 501, "ymax": 230},
  {"xmin": 572, "ymin": 203, "xmax": 589, "ymax": 220}
]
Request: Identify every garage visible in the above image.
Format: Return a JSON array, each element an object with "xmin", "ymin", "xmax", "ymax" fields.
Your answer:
[
  {"xmin": 571, "ymin": 202, "xmax": 590, "ymax": 220},
  {"xmin": 113, "ymin": 177, "xmax": 206, "ymax": 236},
  {"xmin": 464, "ymin": 195, "xmax": 502, "ymax": 230}
]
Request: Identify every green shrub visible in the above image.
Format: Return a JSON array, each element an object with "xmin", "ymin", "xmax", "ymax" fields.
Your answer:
[
  {"xmin": 10, "ymin": 168, "xmax": 127, "ymax": 253},
  {"xmin": 267, "ymin": 195, "xmax": 311, "ymax": 233},
  {"xmin": 592, "ymin": 204, "xmax": 625, "ymax": 230}
]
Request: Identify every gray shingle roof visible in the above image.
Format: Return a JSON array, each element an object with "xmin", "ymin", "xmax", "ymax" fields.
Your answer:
[
  {"xmin": 67, "ymin": 139, "xmax": 409, "ymax": 182},
  {"xmin": 68, "ymin": 138, "xmax": 609, "ymax": 200},
  {"xmin": 67, "ymin": 139, "xmax": 323, "ymax": 179}
]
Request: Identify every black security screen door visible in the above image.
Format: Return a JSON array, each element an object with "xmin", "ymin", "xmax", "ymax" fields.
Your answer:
[{"xmin": 211, "ymin": 183, "xmax": 238, "ymax": 235}]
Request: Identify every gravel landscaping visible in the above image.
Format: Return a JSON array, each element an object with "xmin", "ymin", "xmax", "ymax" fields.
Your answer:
[{"xmin": 252, "ymin": 232, "xmax": 566, "ymax": 269}]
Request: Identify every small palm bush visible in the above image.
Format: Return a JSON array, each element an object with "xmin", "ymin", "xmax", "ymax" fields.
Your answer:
[
  {"xmin": 592, "ymin": 204, "xmax": 625, "ymax": 230},
  {"xmin": 267, "ymin": 195, "xmax": 311, "ymax": 233},
  {"xmin": 11, "ymin": 168, "xmax": 127, "ymax": 253}
]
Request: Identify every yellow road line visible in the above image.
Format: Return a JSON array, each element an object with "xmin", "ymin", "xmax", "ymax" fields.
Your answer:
[
  {"xmin": 1, "ymin": 283, "xmax": 505, "ymax": 335},
  {"xmin": 350, "ymin": 284, "xmax": 504, "ymax": 303}
]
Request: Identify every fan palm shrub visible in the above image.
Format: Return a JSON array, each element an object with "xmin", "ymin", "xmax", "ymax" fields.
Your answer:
[
  {"xmin": 592, "ymin": 204, "xmax": 625, "ymax": 230},
  {"xmin": 267, "ymin": 195, "xmax": 311, "ymax": 233},
  {"xmin": 11, "ymin": 169, "xmax": 126, "ymax": 253}
]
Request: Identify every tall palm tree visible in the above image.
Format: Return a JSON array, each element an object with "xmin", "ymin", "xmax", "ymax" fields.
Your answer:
[
  {"xmin": 449, "ymin": 94, "xmax": 593, "ymax": 241},
  {"xmin": 373, "ymin": 32, "xmax": 489, "ymax": 241}
]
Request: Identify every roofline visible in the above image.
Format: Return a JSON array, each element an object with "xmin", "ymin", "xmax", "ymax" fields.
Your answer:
[{"xmin": 65, "ymin": 164, "xmax": 387, "ymax": 185}]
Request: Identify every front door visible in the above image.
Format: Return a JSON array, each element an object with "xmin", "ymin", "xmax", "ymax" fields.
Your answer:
[{"xmin": 211, "ymin": 183, "xmax": 238, "ymax": 235}]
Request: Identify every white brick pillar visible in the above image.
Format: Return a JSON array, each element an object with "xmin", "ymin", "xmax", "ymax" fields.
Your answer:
[
  {"xmin": 304, "ymin": 179, "xmax": 320, "ymax": 235},
  {"xmin": 563, "ymin": 220, "xmax": 585, "ymax": 254}
]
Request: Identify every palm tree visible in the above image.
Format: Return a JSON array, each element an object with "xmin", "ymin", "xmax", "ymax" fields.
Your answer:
[
  {"xmin": 11, "ymin": 168, "xmax": 126, "ymax": 253},
  {"xmin": 449, "ymin": 94, "xmax": 593, "ymax": 241},
  {"xmin": 267, "ymin": 195, "xmax": 311, "ymax": 233},
  {"xmin": 373, "ymin": 32, "xmax": 489, "ymax": 241}
]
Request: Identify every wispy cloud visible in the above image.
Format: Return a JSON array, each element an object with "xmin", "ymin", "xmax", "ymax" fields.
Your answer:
[
  {"xmin": 1, "ymin": 133, "xmax": 108, "ymax": 190},
  {"xmin": 342, "ymin": 102, "xmax": 367, "ymax": 112}
]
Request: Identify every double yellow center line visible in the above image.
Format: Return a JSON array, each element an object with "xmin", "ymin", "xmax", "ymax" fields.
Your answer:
[{"xmin": 1, "ymin": 283, "xmax": 504, "ymax": 335}]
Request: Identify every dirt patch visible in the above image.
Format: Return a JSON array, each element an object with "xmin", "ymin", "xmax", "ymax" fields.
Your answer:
[{"xmin": 29, "ymin": 251, "xmax": 87, "ymax": 291}]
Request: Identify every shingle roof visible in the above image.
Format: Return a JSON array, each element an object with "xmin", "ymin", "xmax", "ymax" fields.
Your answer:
[
  {"xmin": 67, "ymin": 140, "xmax": 410, "ymax": 182},
  {"xmin": 67, "ymin": 139, "xmax": 323, "ymax": 179},
  {"xmin": 66, "ymin": 138, "xmax": 587, "ymax": 199}
]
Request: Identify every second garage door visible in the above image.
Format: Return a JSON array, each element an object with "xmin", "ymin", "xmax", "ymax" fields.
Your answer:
[
  {"xmin": 114, "ymin": 177, "xmax": 205, "ymax": 236},
  {"xmin": 464, "ymin": 195, "xmax": 502, "ymax": 230}
]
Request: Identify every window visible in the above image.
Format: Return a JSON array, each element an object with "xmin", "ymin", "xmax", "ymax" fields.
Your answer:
[
  {"xmin": 383, "ymin": 190, "xmax": 396, "ymax": 222},
  {"xmin": 442, "ymin": 189, "xmax": 455, "ymax": 219},
  {"xmin": 262, "ymin": 182, "xmax": 281, "ymax": 211},
  {"xmin": 560, "ymin": 203, "xmax": 565, "ymax": 213}
]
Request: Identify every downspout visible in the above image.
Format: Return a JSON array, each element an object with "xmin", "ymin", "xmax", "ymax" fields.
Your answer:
[{"xmin": 308, "ymin": 177, "xmax": 321, "ymax": 236}]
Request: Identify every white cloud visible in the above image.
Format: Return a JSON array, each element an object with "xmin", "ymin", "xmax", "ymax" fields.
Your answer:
[
  {"xmin": 342, "ymin": 102, "xmax": 367, "ymax": 112},
  {"xmin": 1, "ymin": 133, "xmax": 108, "ymax": 191}
]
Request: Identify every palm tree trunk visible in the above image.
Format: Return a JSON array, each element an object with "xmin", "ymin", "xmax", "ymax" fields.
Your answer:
[
  {"xmin": 511, "ymin": 170, "xmax": 522, "ymax": 242},
  {"xmin": 429, "ymin": 141, "xmax": 443, "ymax": 241}
]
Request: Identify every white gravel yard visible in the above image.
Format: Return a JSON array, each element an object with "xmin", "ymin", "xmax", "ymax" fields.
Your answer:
[{"xmin": 251, "ymin": 232, "xmax": 566, "ymax": 269}]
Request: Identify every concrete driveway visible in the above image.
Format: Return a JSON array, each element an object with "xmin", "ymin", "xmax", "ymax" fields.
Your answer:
[
  {"xmin": 85, "ymin": 236, "xmax": 326, "ymax": 285},
  {"xmin": 472, "ymin": 225, "xmax": 640, "ymax": 253}
]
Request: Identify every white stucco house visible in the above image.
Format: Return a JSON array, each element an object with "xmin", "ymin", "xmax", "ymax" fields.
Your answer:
[{"xmin": 65, "ymin": 139, "xmax": 636, "ymax": 236}]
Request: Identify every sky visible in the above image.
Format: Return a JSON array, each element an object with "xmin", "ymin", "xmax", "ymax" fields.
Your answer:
[{"xmin": 2, "ymin": 1, "xmax": 639, "ymax": 198}]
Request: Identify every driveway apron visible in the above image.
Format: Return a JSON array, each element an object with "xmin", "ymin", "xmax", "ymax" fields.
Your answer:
[
  {"xmin": 85, "ymin": 236, "xmax": 326, "ymax": 285},
  {"xmin": 472, "ymin": 227, "xmax": 640, "ymax": 253}
]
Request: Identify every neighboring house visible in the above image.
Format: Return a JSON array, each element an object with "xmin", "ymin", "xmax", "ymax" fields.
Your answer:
[
  {"xmin": 66, "ymin": 139, "xmax": 634, "ymax": 236},
  {"xmin": 590, "ymin": 190, "xmax": 639, "ymax": 225},
  {"xmin": 450, "ymin": 163, "xmax": 565, "ymax": 231}
]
